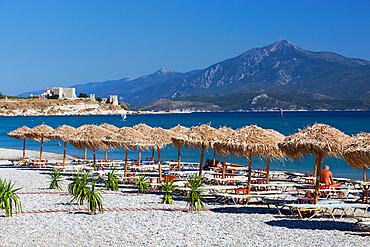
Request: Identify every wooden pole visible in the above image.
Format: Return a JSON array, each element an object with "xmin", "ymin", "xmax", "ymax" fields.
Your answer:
[
  {"xmin": 177, "ymin": 147, "xmax": 181, "ymax": 171},
  {"xmin": 63, "ymin": 141, "xmax": 67, "ymax": 166},
  {"xmin": 212, "ymin": 149, "xmax": 216, "ymax": 166},
  {"xmin": 222, "ymin": 152, "xmax": 227, "ymax": 179},
  {"xmin": 84, "ymin": 147, "xmax": 87, "ymax": 160},
  {"xmin": 23, "ymin": 138, "xmax": 26, "ymax": 160},
  {"xmin": 105, "ymin": 148, "xmax": 107, "ymax": 162},
  {"xmin": 314, "ymin": 154, "xmax": 323, "ymax": 204},
  {"xmin": 40, "ymin": 136, "xmax": 44, "ymax": 161},
  {"xmin": 158, "ymin": 148, "xmax": 162, "ymax": 182},
  {"xmin": 266, "ymin": 155, "xmax": 270, "ymax": 184},
  {"xmin": 313, "ymin": 159, "xmax": 318, "ymax": 177},
  {"xmin": 198, "ymin": 144, "xmax": 205, "ymax": 176},
  {"xmin": 364, "ymin": 167, "xmax": 367, "ymax": 182},
  {"xmin": 93, "ymin": 149, "xmax": 96, "ymax": 171},
  {"xmin": 138, "ymin": 148, "xmax": 141, "ymax": 166},
  {"xmin": 247, "ymin": 154, "xmax": 253, "ymax": 195},
  {"xmin": 124, "ymin": 147, "xmax": 128, "ymax": 177}
]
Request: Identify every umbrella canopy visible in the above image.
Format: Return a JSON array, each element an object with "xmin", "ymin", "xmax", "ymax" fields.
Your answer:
[
  {"xmin": 278, "ymin": 123, "xmax": 351, "ymax": 204},
  {"xmin": 99, "ymin": 123, "xmax": 120, "ymax": 133},
  {"xmin": 7, "ymin": 126, "xmax": 32, "ymax": 140},
  {"xmin": 44, "ymin": 125, "xmax": 77, "ymax": 142},
  {"xmin": 343, "ymin": 132, "xmax": 370, "ymax": 169},
  {"xmin": 172, "ymin": 124, "xmax": 220, "ymax": 176},
  {"xmin": 7, "ymin": 126, "xmax": 32, "ymax": 160},
  {"xmin": 24, "ymin": 124, "xmax": 54, "ymax": 141},
  {"xmin": 215, "ymin": 126, "xmax": 236, "ymax": 178},
  {"xmin": 170, "ymin": 125, "xmax": 190, "ymax": 171}
]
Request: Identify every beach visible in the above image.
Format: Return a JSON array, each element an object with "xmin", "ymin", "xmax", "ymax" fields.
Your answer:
[
  {"xmin": 0, "ymin": 148, "xmax": 76, "ymax": 161},
  {"xmin": 0, "ymin": 159, "xmax": 369, "ymax": 246}
]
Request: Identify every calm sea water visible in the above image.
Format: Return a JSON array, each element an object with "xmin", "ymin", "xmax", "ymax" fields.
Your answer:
[{"xmin": 0, "ymin": 111, "xmax": 369, "ymax": 180}]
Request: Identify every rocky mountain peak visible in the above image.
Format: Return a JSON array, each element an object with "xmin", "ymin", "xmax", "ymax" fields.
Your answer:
[
  {"xmin": 268, "ymin": 39, "xmax": 299, "ymax": 52},
  {"xmin": 157, "ymin": 67, "xmax": 175, "ymax": 74}
]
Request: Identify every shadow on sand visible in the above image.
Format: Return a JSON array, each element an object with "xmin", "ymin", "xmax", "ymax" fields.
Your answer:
[{"xmin": 265, "ymin": 219, "xmax": 355, "ymax": 231}]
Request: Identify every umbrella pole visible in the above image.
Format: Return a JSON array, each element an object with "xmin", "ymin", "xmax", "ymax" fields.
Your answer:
[
  {"xmin": 158, "ymin": 148, "xmax": 162, "ymax": 182},
  {"xmin": 84, "ymin": 147, "xmax": 87, "ymax": 160},
  {"xmin": 222, "ymin": 152, "xmax": 226, "ymax": 179},
  {"xmin": 138, "ymin": 148, "xmax": 141, "ymax": 166},
  {"xmin": 105, "ymin": 148, "xmax": 107, "ymax": 162},
  {"xmin": 266, "ymin": 155, "xmax": 270, "ymax": 184},
  {"xmin": 247, "ymin": 154, "xmax": 253, "ymax": 195},
  {"xmin": 23, "ymin": 138, "xmax": 26, "ymax": 160},
  {"xmin": 124, "ymin": 148, "xmax": 128, "ymax": 177},
  {"xmin": 314, "ymin": 154, "xmax": 323, "ymax": 204},
  {"xmin": 198, "ymin": 144, "xmax": 205, "ymax": 177},
  {"xmin": 212, "ymin": 149, "xmax": 216, "ymax": 166},
  {"xmin": 63, "ymin": 141, "xmax": 67, "ymax": 166},
  {"xmin": 177, "ymin": 147, "xmax": 181, "ymax": 171},
  {"xmin": 364, "ymin": 167, "xmax": 367, "ymax": 182},
  {"xmin": 40, "ymin": 136, "xmax": 44, "ymax": 161},
  {"xmin": 93, "ymin": 149, "xmax": 96, "ymax": 171}
]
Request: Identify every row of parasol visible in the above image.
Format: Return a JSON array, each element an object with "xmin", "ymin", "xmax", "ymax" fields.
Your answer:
[{"xmin": 7, "ymin": 123, "xmax": 369, "ymax": 204}]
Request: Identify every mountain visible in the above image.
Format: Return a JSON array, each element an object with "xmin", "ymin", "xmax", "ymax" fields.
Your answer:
[{"xmin": 19, "ymin": 40, "xmax": 370, "ymax": 110}]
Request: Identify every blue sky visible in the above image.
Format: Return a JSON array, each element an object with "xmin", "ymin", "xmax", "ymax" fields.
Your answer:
[{"xmin": 0, "ymin": 0, "xmax": 369, "ymax": 95}]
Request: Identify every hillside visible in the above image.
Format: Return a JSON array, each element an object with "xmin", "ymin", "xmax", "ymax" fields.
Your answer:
[{"xmin": 19, "ymin": 40, "xmax": 370, "ymax": 110}]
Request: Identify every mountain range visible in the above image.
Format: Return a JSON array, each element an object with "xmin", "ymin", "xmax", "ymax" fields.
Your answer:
[{"xmin": 19, "ymin": 39, "xmax": 370, "ymax": 111}]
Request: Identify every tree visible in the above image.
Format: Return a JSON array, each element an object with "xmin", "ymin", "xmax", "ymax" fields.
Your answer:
[
  {"xmin": 96, "ymin": 97, "xmax": 102, "ymax": 103},
  {"xmin": 79, "ymin": 93, "xmax": 88, "ymax": 98},
  {"xmin": 49, "ymin": 94, "xmax": 59, "ymax": 99}
]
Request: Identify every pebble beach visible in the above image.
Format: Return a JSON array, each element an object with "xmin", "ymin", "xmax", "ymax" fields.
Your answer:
[{"xmin": 0, "ymin": 157, "xmax": 369, "ymax": 247}]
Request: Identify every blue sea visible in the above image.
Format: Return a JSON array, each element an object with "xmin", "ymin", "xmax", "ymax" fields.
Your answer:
[{"xmin": 0, "ymin": 111, "xmax": 369, "ymax": 180}]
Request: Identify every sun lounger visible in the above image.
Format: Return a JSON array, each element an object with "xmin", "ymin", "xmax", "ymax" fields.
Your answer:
[{"xmin": 263, "ymin": 198, "xmax": 299, "ymax": 215}]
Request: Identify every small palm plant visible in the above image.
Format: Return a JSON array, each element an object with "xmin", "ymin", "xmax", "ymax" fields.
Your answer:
[
  {"xmin": 136, "ymin": 174, "xmax": 150, "ymax": 194},
  {"xmin": 47, "ymin": 169, "xmax": 63, "ymax": 190},
  {"xmin": 0, "ymin": 178, "xmax": 22, "ymax": 217},
  {"xmin": 68, "ymin": 171, "xmax": 90, "ymax": 205},
  {"xmin": 159, "ymin": 179, "xmax": 176, "ymax": 204},
  {"xmin": 186, "ymin": 174, "xmax": 206, "ymax": 212},
  {"xmin": 104, "ymin": 169, "xmax": 119, "ymax": 191},
  {"xmin": 87, "ymin": 181, "xmax": 103, "ymax": 215}
]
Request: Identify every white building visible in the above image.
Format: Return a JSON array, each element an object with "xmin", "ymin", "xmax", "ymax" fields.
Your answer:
[{"xmin": 52, "ymin": 87, "xmax": 76, "ymax": 99}]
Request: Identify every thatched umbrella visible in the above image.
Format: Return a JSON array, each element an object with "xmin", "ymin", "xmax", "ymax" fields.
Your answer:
[
  {"xmin": 100, "ymin": 123, "xmax": 120, "ymax": 161},
  {"xmin": 172, "ymin": 124, "xmax": 221, "ymax": 176},
  {"xmin": 215, "ymin": 126, "xmax": 236, "ymax": 179},
  {"xmin": 343, "ymin": 133, "xmax": 370, "ymax": 181},
  {"xmin": 44, "ymin": 125, "xmax": 77, "ymax": 165},
  {"xmin": 68, "ymin": 125, "xmax": 115, "ymax": 170},
  {"xmin": 103, "ymin": 127, "xmax": 144, "ymax": 177},
  {"xmin": 170, "ymin": 125, "xmax": 190, "ymax": 171},
  {"xmin": 148, "ymin": 127, "xmax": 172, "ymax": 182},
  {"xmin": 215, "ymin": 125, "xmax": 284, "ymax": 194},
  {"xmin": 24, "ymin": 124, "xmax": 54, "ymax": 161},
  {"xmin": 133, "ymin": 124, "xmax": 153, "ymax": 167},
  {"xmin": 7, "ymin": 126, "xmax": 32, "ymax": 160},
  {"xmin": 279, "ymin": 123, "xmax": 351, "ymax": 204}
]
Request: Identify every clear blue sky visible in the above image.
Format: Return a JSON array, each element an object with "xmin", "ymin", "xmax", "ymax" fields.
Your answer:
[{"xmin": 0, "ymin": 0, "xmax": 369, "ymax": 95}]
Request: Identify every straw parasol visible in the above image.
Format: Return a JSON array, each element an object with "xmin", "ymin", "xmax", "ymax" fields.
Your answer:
[
  {"xmin": 170, "ymin": 125, "xmax": 190, "ymax": 171},
  {"xmin": 148, "ymin": 127, "xmax": 172, "ymax": 182},
  {"xmin": 172, "ymin": 124, "xmax": 221, "ymax": 176},
  {"xmin": 100, "ymin": 123, "xmax": 120, "ymax": 161},
  {"xmin": 68, "ymin": 125, "xmax": 116, "ymax": 170},
  {"xmin": 7, "ymin": 126, "xmax": 32, "ymax": 160},
  {"xmin": 44, "ymin": 125, "xmax": 77, "ymax": 165},
  {"xmin": 103, "ymin": 127, "xmax": 144, "ymax": 177},
  {"xmin": 133, "ymin": 124, "xmax": 153, "ymax": 167},
  {"xmin": 24, "ymin": 124, "xmax": 54, "ymax": 161},
  {"xmin": 343, "ymin": 132, "xmax": 370, "ymax": 181},
  {"xmin": 215, "ymin": 125, "xmax": 284, "ymax": 194},
  {"xmin": 278, "ymin": 123, "xmax": 351, "ymax": 204},
  {"xmin": 215, "ymin": 126, "xmax": 236, "ymax": 179}
]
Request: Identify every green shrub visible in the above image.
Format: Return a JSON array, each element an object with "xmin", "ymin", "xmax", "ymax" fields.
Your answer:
[
  {"xmin": 186, "ymin": 174, "xmax": 206, "ymax": 212},
  {"xmin": 159, "ymin": 179, "xmax": 176, "ymax": 204},
  {"xmin": 48, "ymin": 169, "xmax": 63, "ymax": 190},
  {"xmin": 87, "ymin": 181, "xmax": 103, "ymax": 215},
  {"xmin": 136, "ymin": 174, "xmax": 150, "ymax": 194},
  {"xmin": 104, "ymin": 169, "xmax": 119, "ymax": 191},
  {"xmin": 68, "ymin": 171, "xmax": 90, "ymax": 205},
  {"xmin": 0, "ymin": 179, "xmax": 22, "ymax": 217}
]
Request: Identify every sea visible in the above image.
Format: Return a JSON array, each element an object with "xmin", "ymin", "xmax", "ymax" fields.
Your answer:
[{"xmin": 0, "ymin": 111, "xmax": 369, "ymax": 180}]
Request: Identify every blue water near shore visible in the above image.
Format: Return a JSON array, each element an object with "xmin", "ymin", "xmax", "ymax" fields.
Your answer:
[{"xmin": 0, "ymin": 111, "xmax": 369, "ymax": 180}]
